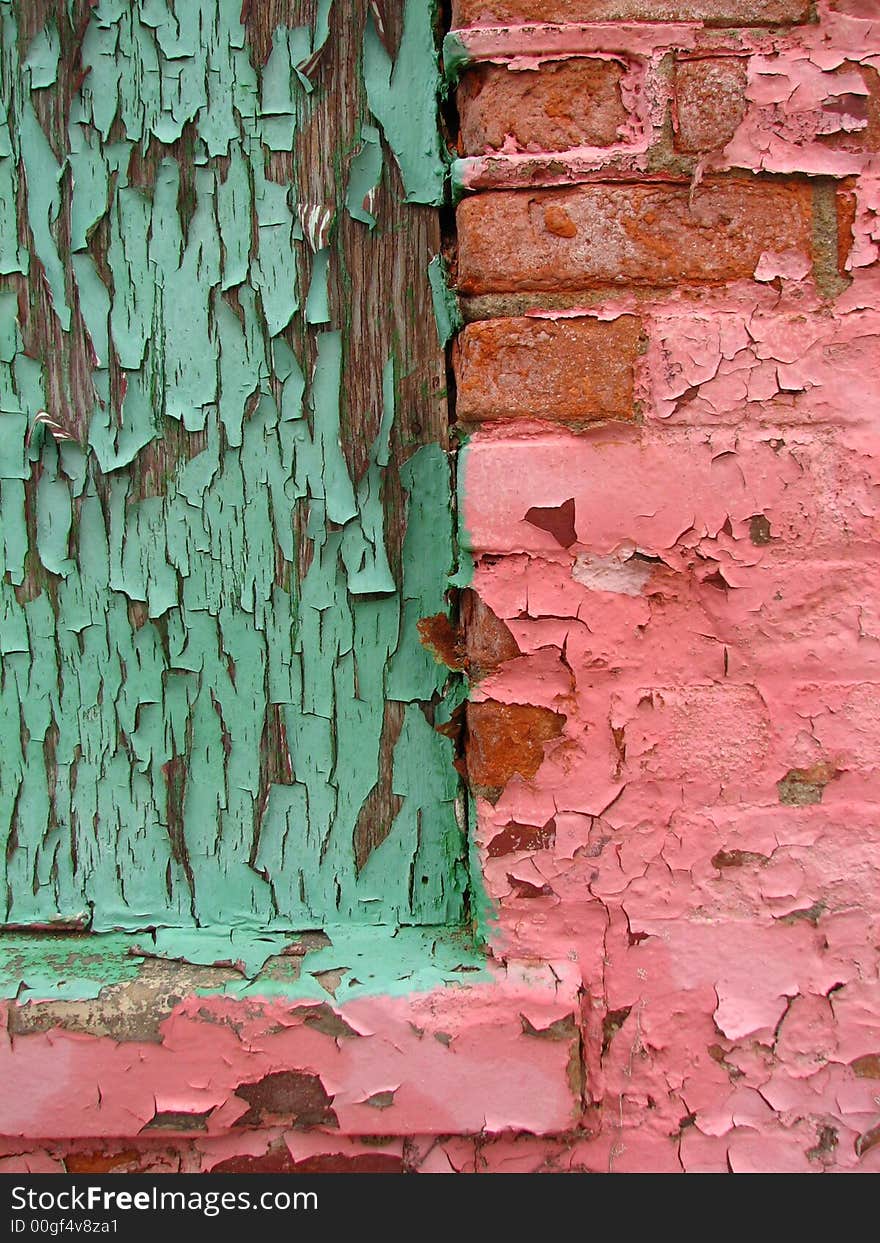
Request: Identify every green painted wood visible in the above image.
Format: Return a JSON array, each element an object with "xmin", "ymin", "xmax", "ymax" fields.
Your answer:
[{"xmin": 0, "ymin": 0, "xmax": 467, "ymax": 935}]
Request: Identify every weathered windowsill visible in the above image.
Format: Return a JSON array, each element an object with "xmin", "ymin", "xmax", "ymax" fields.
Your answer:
[{"xmin": 0, "ymin": 929, "xmax": 583, "ymax": 1141}]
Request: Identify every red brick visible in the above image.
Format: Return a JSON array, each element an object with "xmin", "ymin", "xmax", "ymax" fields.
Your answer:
[
  {"xmin": 674, "ymin": 57, "xmax": 748, "ymax": 153},
  {"xmin": 459, "ymin": 60, "xmax": 628, "ymax": 154},
  {"xmin": 467, "ymin": 701, "xmax": 566, "ymax": 790},
  {"xmin": 452, "ymin": 0, "xmax": 811, "ymax": 23},
  {"xmin": 455, "ymin": 315, "xmax": 640, "ymax": 421},
  {"xmin": 456, "ymin": 182, "xmax": 813, "ymax": 294},
  {"xmin": 461, "ymin": 589, "xmax": 522, "ymax": 678}
]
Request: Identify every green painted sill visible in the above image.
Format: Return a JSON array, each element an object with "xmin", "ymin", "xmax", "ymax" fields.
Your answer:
[{"xmin": 0, "ymin": 924, "xmax": 490, "ymax": 1007}]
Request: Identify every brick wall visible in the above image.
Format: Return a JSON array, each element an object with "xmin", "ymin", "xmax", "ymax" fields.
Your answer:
[{"xmin": 453, "ymin": 0, "xmax": 880, "ymax": 1172}]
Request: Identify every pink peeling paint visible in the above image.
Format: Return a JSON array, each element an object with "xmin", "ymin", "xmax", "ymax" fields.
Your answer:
[
  {"xmin": 451, "ymin": 0, "xmax": 880, "ymax": 1171},
  {"xmin": 4, "ymin": 0, "xmax": 880, "ymax": 1177},
  {"xmin": 453, "ymin": 3, "xmax": 880, "ymax": 191},
  {"xmin": 458, "ymin": 305, "xmax": 880, "ymax": 1166},
  {"xmin": 0, "ymin": 965, "xmax": 581, "ymax": 1142}
]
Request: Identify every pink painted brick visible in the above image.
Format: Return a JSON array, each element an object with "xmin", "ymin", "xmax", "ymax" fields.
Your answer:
[{"xmin": 452, "ymin": 0, "xmax": 812, "ymax": 25}]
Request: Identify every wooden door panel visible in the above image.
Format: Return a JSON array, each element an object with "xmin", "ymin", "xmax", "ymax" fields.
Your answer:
[{"xmin": 0, "ymin": 1, "xmax": 465, "ymax": 931}]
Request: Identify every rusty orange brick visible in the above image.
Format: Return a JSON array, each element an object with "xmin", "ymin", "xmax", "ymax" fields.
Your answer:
[
  {"xmin": 456, "ymin": 182, "xmax": 814, "ymax": 294},
  {"xmin": 674, "ymin": 57, "xmax": 748, "ymax": 153},
  {"xmin": 467, "ymin": 700, "xmax": 565, "ymax": 789},
  {"xmin": 455, "ymin": 315, "xmax": 640, "ymax": 422},
  {"xmin": 459, "ymin": 60, "xmax": 629, "ymax": 154}
]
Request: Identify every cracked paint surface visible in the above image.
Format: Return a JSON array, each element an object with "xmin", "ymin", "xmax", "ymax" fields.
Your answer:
[
  {"xmin": 0, "ymin": 0, "xmax": 467, "ymax": 933},
  {"xmin": 447, "ymin": 4, "xmax": 880, "ymax": 192},
  {"xmin": 5, "ymin": 0, "xmax": 880, "ymax": 1173},
  {"xmin": 449, "ymin": 0, "xmax": 880, "ymax": 1173},
  {"xmin": 0, "ymin": 957, "xmax": 581, "ymax": 1140},
  {"xmin": 0, "ymin": 0, "xmax": 586, "ymax": 1161}
]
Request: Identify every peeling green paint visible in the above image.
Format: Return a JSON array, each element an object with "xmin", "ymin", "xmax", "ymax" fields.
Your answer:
[
  {"xmin": 0, "ymin": 925, "xmax": 489, "ymax": 1003},
  {"xmin": 204, "ymin": 925, "xmax": 490, "ymax": 1001},
  {"xmin": 0, "ymin": 1, "xmax": 471, "ymax": 940},
  {"xmin": 345, "ymin": 124, "xmax": 383, "ymax": 228},
  {"xmin": 363, "ymin": 0, "xmax": 447, "ymax": 206},
  {"xmin": 20, "ymin": 100, "xmax": 70, "ymax": 331},
  {"xmin": 24, "ymin": 22, "xmax": 59, "ymax": 91},
  {"xmin": 0, "ymin": 934, "xmax": 144, "ymax": 1003},
  {"xmin": 428, "ymin": 255, "xmax": 463, "ymax": 348},
  {"xmin": 440, "ymin": 29, "xmax": 471, "ymax": 88},
  {"xmin": 450, "ymin": 436, "xmax": 475, "ymax": 589}
]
